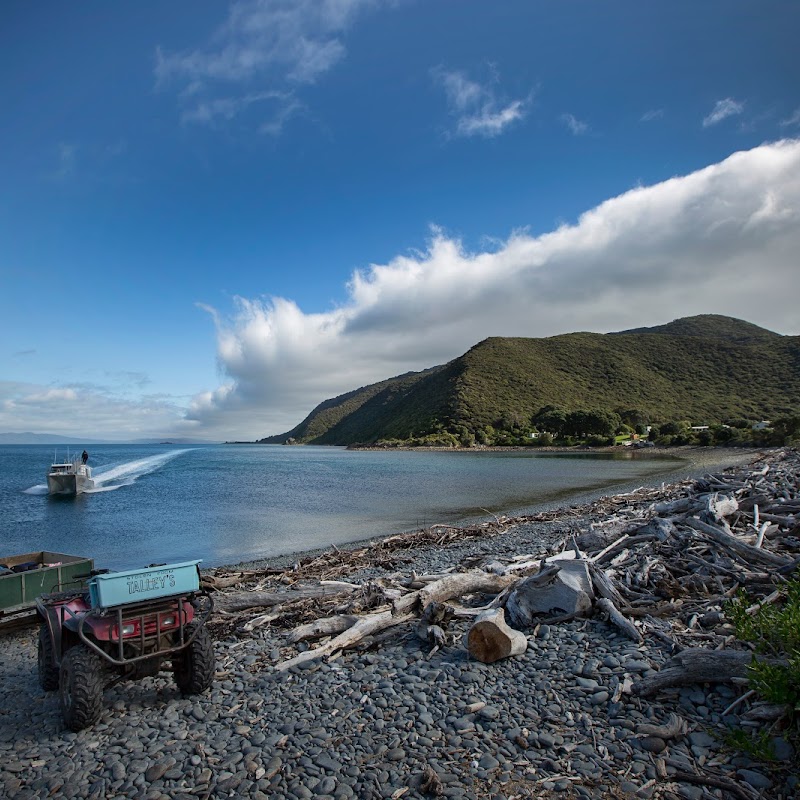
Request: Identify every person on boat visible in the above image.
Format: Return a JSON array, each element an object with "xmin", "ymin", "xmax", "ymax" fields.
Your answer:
[{"xmin": 81, "ymin": 450, "xmax": 89, "ymax": 464}]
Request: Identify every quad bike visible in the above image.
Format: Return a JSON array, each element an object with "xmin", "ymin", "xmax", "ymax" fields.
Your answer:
[{"xmin": 36, "ymin": 560, "xmax": 214, "ymax": 731}]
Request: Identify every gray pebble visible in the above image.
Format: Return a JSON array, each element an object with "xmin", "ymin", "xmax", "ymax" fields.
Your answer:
[
  {"xmin": 771, "ymin": 736, "xmax": 793, "ymax": 761},
  {"xmin": 736, "ymin": 769, "xmax": 773, "ymax": 790},
  {"xmin": 687, "ymin": 731, "xmax": 714, "ymax": 748},
  {"xmin": 636, "ymin": 736, "xmax": 667, "ymax": 754}
]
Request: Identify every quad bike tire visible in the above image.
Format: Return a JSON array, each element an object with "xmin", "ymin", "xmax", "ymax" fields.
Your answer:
[
  {"xmin": 38, "ymin": 625, "xmax": 59, "ymax": 691},
  {"xmin": 59, "ymin": 644, "xmax": 105, "ymax": 731},
  {"xmin": 173, "ymin": 622, "xmax": 215, "ymax": 695}
]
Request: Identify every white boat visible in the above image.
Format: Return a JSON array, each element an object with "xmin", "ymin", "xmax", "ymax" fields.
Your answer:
[{"xmin": 47, "ymin": 455, "xmax": 95, "ymax": 496}]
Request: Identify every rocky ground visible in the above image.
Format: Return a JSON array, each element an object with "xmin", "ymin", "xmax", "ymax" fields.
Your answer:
[{"xmin": 0, "ymin": 448, "xmax": 796, "ymax": 800}]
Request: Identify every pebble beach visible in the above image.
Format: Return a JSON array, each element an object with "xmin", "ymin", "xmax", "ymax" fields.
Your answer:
[{"xmin": 1, "ymin": 447, "xmax": 795, "ymax": 800}]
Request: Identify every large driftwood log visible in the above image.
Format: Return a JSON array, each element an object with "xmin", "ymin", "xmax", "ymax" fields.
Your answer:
[
  {"xmin": 287, "ymin": 615, "xmax": 360, "ymax": 643},
  {"xmin": 394, "ymin": 571, "xmax": 519, "ymax": 614},
  {"xmin": 505, "ymin": 561, "xmax": 593, "ymax": 629},
  {"xmin": 277, "ymin": 609, "xmax": 417, "ymax": 671},
  {"xmin": 216, "ymin": 584, "xmax": 357, "ymax": 612},
  {"xmin": 632, "ymin": 648, "xmax": 786, "ymax": 697},
  {"xmin": 466, "ymin": 608, "xmax": 527, "ymax": 663}
]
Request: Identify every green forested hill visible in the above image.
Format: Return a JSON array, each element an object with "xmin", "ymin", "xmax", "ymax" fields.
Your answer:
[{"xmin": 258, "ymin": 315, "xmax": 800, "ymax": 445}]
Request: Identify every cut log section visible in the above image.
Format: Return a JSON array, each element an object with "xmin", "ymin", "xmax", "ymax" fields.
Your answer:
[{"xmin": 466, "ymin": 608, "xmax": 527, "ymax": 663}]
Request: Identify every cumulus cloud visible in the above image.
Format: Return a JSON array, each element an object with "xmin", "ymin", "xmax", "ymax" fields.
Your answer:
[
  {"xmin": 190, "ymin": 139, "xmax": 800, "ymax": 440},
  {"xmin": 156, "ymin": 0, "xmax": 380, "ymax": 129},
  {"xmin": 703, "ymin": 97, "xmax": 744, "ymax": 127},
  {"xmin": 434, "ymin": 68, "xmax": 530, "ymax": 138}
]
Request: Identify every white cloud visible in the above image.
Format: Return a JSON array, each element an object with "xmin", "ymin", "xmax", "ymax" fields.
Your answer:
[
  {"xmin": 434, "ymin": 68, "xmax": 530, "ymax": 138},
  {"xmin": 703, "ymin": 97, "xmax": 744, "ymax": 127},
  {"xmin": 561, "ymin": 113, "xmax": 588, "ymax": 135},
  {"xmin": 17, "ymin": 388, "xmax": 78, "ymax": 404},
  {"xmin": 156, "ymin": 0, "xmax": 379, "ymax": 129},
  {"xmin": 0, "ymin": 381, "xmax": 200, "ymax": 441},
  {"xmin": 189, "ymin": 139, "xmax": 800, "ymax": 440}
]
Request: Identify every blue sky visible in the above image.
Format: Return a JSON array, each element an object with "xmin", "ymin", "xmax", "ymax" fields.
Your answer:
[{"xmin": 1, "ymin": 1, "xmax": 799, "ymax": 441}]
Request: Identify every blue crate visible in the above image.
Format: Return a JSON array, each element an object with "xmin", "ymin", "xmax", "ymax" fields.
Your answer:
[{"xmin": 88, "ymin": 560, "xmax": 201, "ymax": 609}]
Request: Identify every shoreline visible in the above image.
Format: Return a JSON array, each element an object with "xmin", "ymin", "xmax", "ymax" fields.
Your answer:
[
  {"xmin": 1, "ymin": 446, "xmax": 794, "ymax": 799},
  {"xmin": 222, "ymin": 446, "xmax": 763, "ymax": 575}
]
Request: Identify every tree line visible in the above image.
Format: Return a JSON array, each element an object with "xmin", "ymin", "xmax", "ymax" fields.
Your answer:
[{"xmin": 372, "ymin": 408, "xmax": 800, "ymax": 449}]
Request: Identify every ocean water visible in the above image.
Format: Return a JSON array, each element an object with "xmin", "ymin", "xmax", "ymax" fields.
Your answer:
[{"xmin": 0, "ymin": 444, "xmax": 684, "ymax": 571}]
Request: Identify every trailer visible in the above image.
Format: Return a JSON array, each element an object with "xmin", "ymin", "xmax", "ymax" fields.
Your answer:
[{"xmin": 0, "ymin": 551, "xmax": 94, "ymax": 631}]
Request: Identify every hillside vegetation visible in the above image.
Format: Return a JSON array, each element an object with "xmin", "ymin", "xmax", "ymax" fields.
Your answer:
[{"xmin": 258, "ymin": 315, "xmax": 800, "ymax": 447}]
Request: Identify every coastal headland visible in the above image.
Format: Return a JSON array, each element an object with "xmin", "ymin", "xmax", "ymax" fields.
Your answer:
[{"xmin": 1, "ymin": 447, "xmax": 796, "ymax": 799}]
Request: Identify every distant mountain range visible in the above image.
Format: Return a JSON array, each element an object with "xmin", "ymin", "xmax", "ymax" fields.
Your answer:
[
  {"xmin": 0, "ymin": 433, "xmax": 110, "ymax": 445},
  {"xmin": 258, "ymin": 315, "xmax": 799, "ymax": 446},
  {"xmin": 0, "ymin": 433, "xmax": 217, "ymax": 445}
]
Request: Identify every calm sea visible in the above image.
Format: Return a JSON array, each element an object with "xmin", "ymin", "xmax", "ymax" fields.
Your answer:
[{"xmin": 0, "ymin": 444, "xmax": 684, "ymax": 571}]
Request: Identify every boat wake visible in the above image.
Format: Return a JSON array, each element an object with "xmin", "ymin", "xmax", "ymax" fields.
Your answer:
[
  {"xmin": 24, "ymin": 449, "xmax": 191, "ymax": 495},
  {"xmin": 88, "ymin": 450, "xmax": 192, "ymax": 492}
]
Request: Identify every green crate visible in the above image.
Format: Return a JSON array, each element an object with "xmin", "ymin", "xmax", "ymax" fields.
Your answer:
[{"xmin": 0, "ymin": 552, "xmax": 94, "ymax": 613}]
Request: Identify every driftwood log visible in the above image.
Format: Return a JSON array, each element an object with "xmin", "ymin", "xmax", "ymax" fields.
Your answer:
[
  {"xmin": 466, "ymin": 608, "xmax": 527, "ymax": 663},
  {"xmin": 682, "ymin": 516, "xmax": 792, "ymax": 568},
  {"xmin": 277, "ymin": 608, "xmax": 417, "ymax": 671},
  {"xmin": 632, "ymin": 648, "xmax": 787, "ymax": 697},
  {"xmin": 287, "ymin": 615, "xmax": 360, "ymax": 643},
  {"xmin": 216, "ymin": 583, "xmax": 357, "ymax": 612}
]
